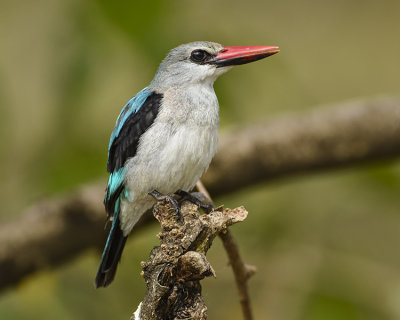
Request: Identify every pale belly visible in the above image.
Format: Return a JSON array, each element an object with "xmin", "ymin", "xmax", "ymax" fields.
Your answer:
[{"xmin": 120, "ymin": 122, "xmax": 218, "ymax": 235}]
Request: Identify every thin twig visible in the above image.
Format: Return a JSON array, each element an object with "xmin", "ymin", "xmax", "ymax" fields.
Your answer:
[
  {"xmin": 219, "ymin": 230, "xmax": 256, "ymax": 320},
  {"xmin": 196, "ymin": 181, "xmax": 255, "ymax": 320}
]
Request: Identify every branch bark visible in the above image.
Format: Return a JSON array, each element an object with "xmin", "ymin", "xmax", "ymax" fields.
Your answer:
[
  {"xmin": 131, "ymin": 200, "xmax": 248, "ymax": 320},
  {"xmin": 219, "ymin": 230, "xmax": 257, "ymax": 320},
  {"xmin": 204, "ymin": 96, "xmax": 400, "ymax": 196},
  {"xmin": 0, "ymin": 97, "xmax": 399, "ymax": 290},
  {"xmin": 0, "ymin": 184, "xmax": 154, "ymax": 290}
]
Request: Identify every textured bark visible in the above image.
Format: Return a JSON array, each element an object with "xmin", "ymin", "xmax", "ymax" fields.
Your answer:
[
  {"xmin": 0, "ymin": 97, "xmax": 400, "ymax": 290},
  {"xmin": 130, "ymin": 200, "xmax": 248, "ymax": 320}
]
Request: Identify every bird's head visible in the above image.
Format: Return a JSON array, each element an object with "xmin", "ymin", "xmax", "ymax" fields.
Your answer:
[{"xmin": 150, "ymin": 41, "xmax": 279, "ymax": 89}]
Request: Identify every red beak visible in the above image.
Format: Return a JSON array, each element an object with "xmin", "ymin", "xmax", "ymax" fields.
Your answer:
[{"xmin": 211, "ymin": 45, "xmax": 279, "ymax": 68}]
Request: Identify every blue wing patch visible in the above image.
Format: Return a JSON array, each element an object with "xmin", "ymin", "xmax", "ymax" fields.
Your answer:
[
  {"xmin": 108, "ymin": 88, "xmax": 152, "ymax": 151},
  {"xmin": 106, "ymin": 90, "xmax": 163, "ymax": 173}
]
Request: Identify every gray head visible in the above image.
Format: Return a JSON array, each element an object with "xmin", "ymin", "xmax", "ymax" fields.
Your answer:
[
  {"xmin": 149, "ymin": 41, "xmax": 227, "ymax": 89},
  {"xmin": 149, "ymin": 41, "xmax": 280, "ymax": 90}
]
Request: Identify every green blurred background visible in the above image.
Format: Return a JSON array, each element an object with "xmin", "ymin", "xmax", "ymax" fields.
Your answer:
[{"xmin": 1, "ymin": 0, "xmax": 400, "ymax": 319}]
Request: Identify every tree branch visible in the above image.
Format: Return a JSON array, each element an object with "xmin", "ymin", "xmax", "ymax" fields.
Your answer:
[
  {"xmin": 219, "ymin": 230, "xmax": 257, "ymax": 320},
  {"xmin": 0, "ymin": 97, "xmax": 399, "ymax": 290},
  {"xmin": 203, "ymin": 96, "xmax": 400, "ymax": 195},
  {"xmin": 0, "ymin": 184, "xmax": 153, "ymax": 290},
  {"xmin": 131, "ymin": 200, "xmax": 248, "ymax": 319}
]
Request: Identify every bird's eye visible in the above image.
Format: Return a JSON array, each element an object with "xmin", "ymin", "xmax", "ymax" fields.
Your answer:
[{"xmin": 190, "ymin": 49, "xmax": 210, "ymax": 63}]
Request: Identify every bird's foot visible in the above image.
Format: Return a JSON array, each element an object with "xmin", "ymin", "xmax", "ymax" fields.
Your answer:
[
  {"xmin": 149, "ymin": 189, "xmax": 182, "ymax": 220},
  {"xmin": 175, "ymin": 190, "xmax": 215, "ymax": 214}
]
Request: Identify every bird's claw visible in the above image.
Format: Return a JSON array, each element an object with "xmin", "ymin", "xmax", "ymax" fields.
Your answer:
[{"xmin": 174, "ymin": 190, "xmax": 215, "ymax": 214}]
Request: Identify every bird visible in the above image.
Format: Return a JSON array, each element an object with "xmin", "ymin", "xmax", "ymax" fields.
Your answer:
[{"xmin": 95, "ymin": 41, "xmax": 279, "ymax": 288}]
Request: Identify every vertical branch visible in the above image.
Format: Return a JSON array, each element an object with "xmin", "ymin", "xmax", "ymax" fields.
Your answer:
[{"xmin": 219, "ymin": 230, "xmax": 257, "ymax": 320}]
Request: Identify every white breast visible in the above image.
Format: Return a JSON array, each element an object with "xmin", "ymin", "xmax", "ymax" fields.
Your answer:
[{"xmin": 120, "ymin": 84, "xmax": 219, "ymax": 235}]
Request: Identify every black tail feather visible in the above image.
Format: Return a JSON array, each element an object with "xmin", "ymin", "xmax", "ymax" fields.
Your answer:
[{"xmin": 95, "ymin": 216, "xmax": 127, "ymax": 288}]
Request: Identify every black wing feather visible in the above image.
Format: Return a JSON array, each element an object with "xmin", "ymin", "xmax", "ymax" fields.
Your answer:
[{"xmin": 107, "ymin": 92, "xmax": 163, "ymax": 172}]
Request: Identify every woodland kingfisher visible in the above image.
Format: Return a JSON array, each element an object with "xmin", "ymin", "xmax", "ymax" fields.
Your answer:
[{"xmin": 95, "ymin": 41, "xmax": 279, "ymax": 288}]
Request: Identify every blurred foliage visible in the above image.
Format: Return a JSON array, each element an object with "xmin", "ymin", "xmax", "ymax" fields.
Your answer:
[{"xmin": 0, "ymin": 0, "xmax": 400, "ymax": 319}]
